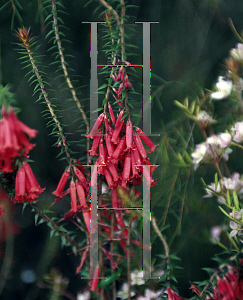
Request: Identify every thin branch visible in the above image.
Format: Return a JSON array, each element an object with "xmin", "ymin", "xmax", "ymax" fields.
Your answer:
[
  {"xmin": 26, "ymin": 46, "xmax": 71, "ymax": 160},
  {"xmin": 151, "ymin": 216, "xmax": 170, "ymax": 279},
  {"xmin": 30, "ymin": 203, "xmax": 80, "ymax": 251},
  {"xmin": 99, "ymin": 0, "xmax": 120, "ymax": 25},
  {"xmin": 52, "ymin": 0, "xmax": 90, "ymax": 161}
]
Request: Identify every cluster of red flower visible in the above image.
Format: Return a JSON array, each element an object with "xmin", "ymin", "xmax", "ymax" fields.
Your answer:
[
  {"xmin": 168, "ymin": 268, "xmax": 243, "ymax": 300},
  {"xmin": 52, "ymin": 160, "xmax": 90, "ymax": 231},
  {"xmin": 0, "ymin": 106, "xmax": 44, "ymax": 204},
  {"xmin": 88, "ymin": 104, "xmax": 158, "ymax": 191},
  {"xmin": 111, "ymin": 66, "xmax": 133, "ymax": 107}
]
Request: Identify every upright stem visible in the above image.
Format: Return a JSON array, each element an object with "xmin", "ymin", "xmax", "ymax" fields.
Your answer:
[
  {"xmin": 26, "ymin": 47, "xmax": 71, "ymax": 161},
  {"xmin": 30, "ymin": 204, "xmax": 80, "ymax": 251},
  {"xmin": 151, "ymin": 216, "xmax": 170, "ymax": 279},
  {"xmin": 52, "ymin": 0, "xmax": 90, "ymax": 161}
]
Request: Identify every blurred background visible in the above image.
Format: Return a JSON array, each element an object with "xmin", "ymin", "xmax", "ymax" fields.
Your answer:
[{"xmin": 0, "ymin": 0, "xmax": 242, "ymax": 299}]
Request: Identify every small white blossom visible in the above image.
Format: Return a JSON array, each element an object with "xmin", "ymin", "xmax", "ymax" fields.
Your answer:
[
  {"xmin": 210, "ymin": 225, "xmax": 226, "ymax": 244},
  {"xmin": 193, "ymin": 111, "xmax": 217, "ymax": 127},
  {"xmin": 229, "ymin": 221, "xmax": 242, "ymax": 238},
  {"xmin": 222, "ymin": 173, "xmax": 243, "ymax": 191},
  {"xmin": 77, "ymin": 290, "xmax": 90, "ymax": 300},
  {"xmin": 218, "ymin": 133, "xmax": 231, "ymax": 148},
  {"xmin": 230, "ymin": 43, "xmax": 243, "ymax": 61},
  {"xmin": 229, "ymin": 208, "xmax": 243, "ymax": 220},
  {"xmin": 191, "ymin": 143, "xmax": 207, "ymax": 165},
  {"xmin": 211, "ymin": 76, "xmax": 233, "ymax": 100},
  {"xmin": 205, "ymin": 135, "xmax": 232, "ymax": 161},
  {"xmin": 137, "ymin": 289, "xmax": 163, "ymax": 300},
  {"xmin": 233, "ymin": 121, "xmax": 243, "ymax": 143},
  {"xmin": 204, "ymin": 182, "xmax": 221, "ymax": 198},
  {"xmin": 131, "ymin": 270, "xmax": 145, "ymax": 286},
  {"xmin": 117, "ymin": 283, "xmax": 135, "ymax": 299}
]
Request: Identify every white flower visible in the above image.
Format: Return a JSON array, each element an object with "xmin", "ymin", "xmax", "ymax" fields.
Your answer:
[
  {"xmin": 230, "ymin": 43, "xmax": 243, "ymax": 61},
  {"xmin": 193, "ymin": 111, "xmax": 217, "ymax": 127},
  {"xmin": 210, "ymin": 225, "xmax": 227, "ymax": 244},
  {"xmin": 233, "ymin": 121, "xmax": 243, "ymax": 143},
  {"xmin": 144, "ymin": 289, "xmax": 163, "ymax": 299},
  {"xmin": 117, "ymin": 283, "xmax": 135, "ymax": 299},
  {"xmin": 222, "ymin": 147, "xmax": 232, "ymax": 161},
  {"xmin": 204, "ymin": 182, "xmax": 221, "ymax": 198},
  {"xmin": 230, "ymin": 221, "xmax": 241, "ymax": 237},
  {"xmin": 218, "ymin": 133, "xmax": 231, "ymax": 148},
  {"xmin": 229, "ymin": 208, "xmax": 243, "ymax": 220},
  {"xmin": 131, "ymin": 270, "xmax": 145, "ymax": 286},
  {"xmin": 211, "ymin": 76, "xmax": 233, "ymax": 100},
  {"xmin": 222, "ymin": 174, "xmax": 243, "ymax": 191},
  {"xmin": 136, "ymin": 289, "xmax": 163, "ymax": 300},
  {"xmin": 77, "ymin": 290, "xmax": 90, "ymax": 300},
  {"xmin": 191, "ymin": 143, "xmax": 207, "ymax": 165}
]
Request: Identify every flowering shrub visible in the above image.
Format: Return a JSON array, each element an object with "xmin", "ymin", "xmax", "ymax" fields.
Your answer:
[{"xmin": 2, "ymin": 1, "xmax": 243, "ymax": 300}]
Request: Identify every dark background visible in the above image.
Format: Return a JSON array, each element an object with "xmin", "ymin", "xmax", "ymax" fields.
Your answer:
[{"xmin": 0, "ymin": 0, "xmax": 242, "ymax": 299}]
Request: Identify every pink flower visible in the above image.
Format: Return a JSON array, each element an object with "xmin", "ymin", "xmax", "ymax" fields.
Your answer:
[
  {"xmin": 14, "ymin": 162, "xmax": 45, "ymax": 203},
  {"xmin": 52, "ymin": 167, "xmax": 70, "ymax": 198},
  {"xmin": 0, "ymin": 106, "xmax": 37, "ymax": 173}
]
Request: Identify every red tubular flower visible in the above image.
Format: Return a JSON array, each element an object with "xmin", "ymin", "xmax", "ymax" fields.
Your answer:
[
  {"xmin": 76, "ymin": 182, "xmax": 87, "ymax": 207},
  {"xmin": 76, "ymin": 247, "xmax": 89, "ymax": 274},
  {"xmin": 14, "ymin": 165, "xmax": 26, "ymax": 203},
  {"xmin": 23, "ymin": 162, "xmax": 44, "ymax": 194},
  {"xmin": 120, "ymin": 67, "xmax": 125, "ymax": 82},
  {"xmin": 0, "ymin": 106, "xmax": 37, "ymax": 173},
  {"xmin": 135, "ymin": 127, "xmax": 159, "ymax": 153},
  {"xmin": 105, "ymin": 133, "xmax": 115, "ymax": 158},
  {"xmin": 168, "ymin": 287, "xmax": 185, "ymax": 300},
  {"xmin": 133, "ymin": 132, "xmax": 147, "ymax": 159},
  {"xmin": 88, "ymin": 131, "xmax": 101, "ymax": 156},
  {"xmin": 143, "ymin": 165, "xmax": 156, "ymax": 188},
  {"xmin": 117, "ymin": 83, "xmax": 123, "ymax": 95},
  {"xmin": 108, "ymin": 103, "xmax": 115, "ymax": 125},
  {"xmin": 90, "ymin": 265, "xmax": 100, "ymax": 291},
  {"xmin": 107, "ymin": 162, "xmax": 120, "ymax": 182},
  {"xmin": 70, "ymin": 180, "xmax": 77, "ymax": 213},
  {"xmin": 99, "ymin": 139, "xmax": 107, "ymax": 165},
  {"xmin": 144, "ymin": 157, "xmax": 157, "ymax": 173},
  {"xmin": 131, "ymin": 150, "xmax": 139, "ymax": 178},
  {"xmin": 115, "ymin": 109, "xmax": 124, "ymax": 128},
  {"xmin": 111, "ymin": 136, "xmax": 126, "ymax": 161},
  {"xmin": 52, "ymin": 167, "xmax": 70, "ymax": 197},
  {"xmin": 82, "ymin": 206, "xmax": 90, "ymax": 233},
  {"xmin": 122, "ymin": 152, "xmax": 131, "ymax": 182},
  {"xmin": 124, "ymin": 75, "xmax": 133, "ymax": 89},
  {"xmin": 132, "ymin": 143, "xmax": 142, "ymax": 166},
  {"xmin": 74, "ymin": 167, "xmax": 88, "ymax": 186},
  {"xmin": 14, "ymin": 162, "xmax": 45, "ymax": 203},
  {"xmin": 125, "ymin": 119, "xmax": 133, "ymax": 150},
  {"xmin": 104, "ymin": 114, "xmax": 109, "ymax": 131},
  {"xmin": 103, "ymin": 166, "xmax": 114, "ymax": 187},
  {"xmin": 86, "ymin": 113, "xmax": 104, "ymax": 138},
  {"xmin": 101, "ymin": 247, "xmax": 118, "ymax": 270},
  {"xmin": 111, "ymin": 118, "xmax": 124, "ymax": 144}
]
